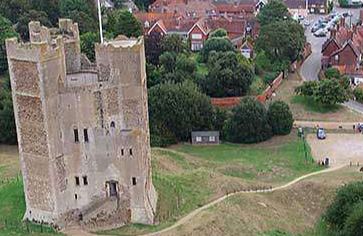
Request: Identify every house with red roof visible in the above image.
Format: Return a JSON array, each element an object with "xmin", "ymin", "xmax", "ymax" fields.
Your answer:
[{"xmin": 321, "ymin": 17, "xmax": 363, "ymax": 85}]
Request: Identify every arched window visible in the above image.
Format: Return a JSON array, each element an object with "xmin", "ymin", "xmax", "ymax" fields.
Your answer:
[{"xmin": 110, "ymin": 121, "xmax": 115, "ymax": 128}]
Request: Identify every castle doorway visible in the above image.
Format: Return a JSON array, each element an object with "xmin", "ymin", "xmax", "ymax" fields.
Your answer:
[{"xmin": 107, "ymin": 180, "xmax": 118, "ymax": 197}]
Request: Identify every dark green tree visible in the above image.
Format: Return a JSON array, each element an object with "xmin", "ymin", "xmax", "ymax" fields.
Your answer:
[
  {"xmin": 267, "ymin": 101, "xmax": 293, "ymax": 135},
  {"xmin": 314, "ymin": 79, "xmax": 349, "ymax": 105},
  {"xmin": 161, "ymin": 34, "xmax": 188, "ymax": 54},
  {"xmin": 80, "ymin": 32, "xmax": 99, "ymax": 62},
  {"xmin": 353, "ymin": 87, "xmax": 363, "ymax": 103},
  {"xmin": 16, "ymin": 10, "xmax": 51, "ymax": 40},
  {"xmin": 159, "ymin": 51, "xmax": 176, "ymax": 73},
  {"xmin": 201, "ymin": 51, "xmax": 253, "ymax": 97},
  {"xmin": 0, "ymin": 15, "xmax": 18, "ymax": 75},
  {"xmin": 225, "ymin": 97, "xmax": 272, "ymax": 143},
  {"xmin": 200, "ymin": 37, "xmax": 235, "ymax": 62},
  {"xmin": 324, "ymin": 181, "xmax": 363, "ymax": 233},
  {"xmin": 107, "ymin": 9, "xmax": 142, "ymax": 38},
  {"xmin": 257, "ymin": 0, "xmax": 290, "ymax": 26},
  {"xmin": 343, "ymin": 201, "xmax": 363, "ymax": 236},
  {"xmin": 0, "ymin": 76, "xmax": 17, "ymax": 144},
  {"xmin": 59, "ymin": 0, "xmax": 97, "ymax": 33},
  {"xmin": 256, "ymin": 20, "xmax": 305, "ymax": 63},
  {"xmin": 209, "ymin": 28, "xmax": 228, "ymax": 38},
  {"xmin": 148, "ymin": 81, "xmax": 214, "ymax": 142},
  {"xmin": 324, "ymin": 67, "xmax": 341, "ymax": 79},
  {"xmin": 29, "ymin": 0, "xmax": 60, "ymax": 25},
  {"xmin": 145, "ymin": 32, "xmax": 163, "ymax": 65},
  {"xmin": 295, "ymin": 81, "xmax": 319, "ymax": 96},
  {"xmin": 0, "ymin": 0, "xmax": 30, "ymax": 23}
]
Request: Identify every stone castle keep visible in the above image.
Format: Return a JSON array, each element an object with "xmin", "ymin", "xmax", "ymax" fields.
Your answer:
[{"xmin": 6, "ymin": 19, "xmax": 157, "ymax": 228}]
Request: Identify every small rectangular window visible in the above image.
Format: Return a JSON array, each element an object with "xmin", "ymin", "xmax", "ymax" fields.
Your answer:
[
  {"xmin": 83, "ymin": 176, "xmax": 88, "ymax": 185},
  {"xmin": 84, "ymin": 129, "xmax": 89, "ymax": 143},
  {"xmin": 129, "ymin": 148, "xmax": 133, "ymax": 156},
  {"xmin": 74, "ymin": 129, "xmax": 79, "ymax": 143},
  {"xmin": 75, "ymin": 176, "xmax": 80, "ymax": 186},
  {"xmin": 209, "ymin": 136, "xmax": 216, "ymax": 142},
  {"xmin": 132, "ymin": 177, "xmax": 137, "ymax": 186},
  {"xmin": 196, "ymin": 136, "xmax": 202, "ymax": 142}
]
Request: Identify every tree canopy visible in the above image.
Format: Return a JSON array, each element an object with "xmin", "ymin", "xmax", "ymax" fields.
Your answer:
[
  {"xmin": 267, "ymin": 101, "xmax": 293, "ymax": 135},
  {"xmin": 225, "ymin": 97, "xmax": 272, "ymax": 143},
  {"xmin": 80, "ymin": 32, "xmax": 99, "ymax": 62},
  {"xmin": 107, "ymin": 9, "xmax": 142, "ymax": 38},
  {"xmin": 148, "ymin": 81, "xmax": 214, "ymax": 142},
  {"xmin": 0, "ymin": 15, "xmax": 18, "ymax": 75},
  {"xmin": 256, "ymin": 20, "xmax": 305, "ymax": 63},
  {"xmin": 209, "ymin": 28, "xmax": 228, "ymax": 38},
  {"xmin": 257, "ymin": 0, "xmax": 290, "ymax": 26},
  {"xmin": 200, "ymin": 51, "xmax": 253, "ymax": 97},
  {"xmin": 200, "ymin": 37, "xmax": 235, "ymax": 62},
  {"xmin": 0, "ymin": 76, "xmax": 17, "ymax": 144}
]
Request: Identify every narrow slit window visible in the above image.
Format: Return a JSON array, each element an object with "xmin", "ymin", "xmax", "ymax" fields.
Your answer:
[
  {"xmin": 74, "ymin": 129, "xmax": 79, "ymax": 143},
  {"xmin": 75, "ymin": 194, "xmax": 78, "ymax": 200},
  {"xmin": 75, "ymin": 176, "xmax": 80, "ymax": 186},
  {"xmin": 84, "ymin": 129, "xmax": 89, "ymax": 143},
  {"xmin": 83, "ymin": 176, "xmax": 88, "ymax": 185},
  {"xmin": 129, "ymin": 148, "xmax": 133, "ymax": 156},
  {"xmin": 121, "ymin": 149, "xmax": 124, "ymax": 156},
  {"xmin": 110, "ymin": 121, "xmax": 115, "ymax": 128},
  {"xmin": 132, "ymin": 177, "xmax": 137, "ymax": 186}
]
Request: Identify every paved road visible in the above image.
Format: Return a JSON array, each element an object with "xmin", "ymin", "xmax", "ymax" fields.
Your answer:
[{"xmin": 300, "ymin": 7, "xmax": 363, "ymax": 114}]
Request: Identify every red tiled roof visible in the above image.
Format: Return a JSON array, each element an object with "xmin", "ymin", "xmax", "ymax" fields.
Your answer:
[{"xmin": 215, "ymin": 3, "xmax": 255, "ymax": 13}]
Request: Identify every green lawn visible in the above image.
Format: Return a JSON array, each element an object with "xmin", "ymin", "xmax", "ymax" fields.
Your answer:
[
  {"xmin": 102, "ymin": 134, "xmax": 322, "ymax": 235},
  {"xmin": 291, "ymin": 95, "xmax": 342, "ymax": 113},
  {"xmin": 0, "ymin": 180, "xmax": 59, "ymax": 236}
]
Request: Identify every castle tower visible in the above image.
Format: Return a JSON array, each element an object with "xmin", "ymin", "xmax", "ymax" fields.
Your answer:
[{"xmin": 6, "ymin": 19, "xmax": 157, "ymax": 228}]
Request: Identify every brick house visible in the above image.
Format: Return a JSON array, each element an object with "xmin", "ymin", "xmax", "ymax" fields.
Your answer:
[
  {"xmin": 321, "ymin": 17, "xmax": 363, "ymax": 85},
  {"xmin": 284, "ymin": 0, "xmax": 308, "ymax": 18}
]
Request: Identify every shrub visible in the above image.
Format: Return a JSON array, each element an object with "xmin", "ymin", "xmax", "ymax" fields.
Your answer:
[
  {"xmin": 148, "ymin": 81, "xmax": 214, "ymax": 143},
  {"xmin": 353, "ymin": 87, "xmax": 363, "ymax": 103},
  {"xmin": 225, "ymin": 97, "xmax": 272, "ymax": 143},
  {"xmin": 324, "ymin": 68, "xmax": 340, "ymax": 79},
  {"xmin": 324, "ymin": 181, "xmax": 363, "ymax": 232},
  {"xmin": 267, "ymin": 101, "xmax": 293, "ymax": 135},
  {"xmin": 343, "ymin": 201, "xmax": 363, "ymax": 236},
  {"xmin": 295, "ymin": 81, "xmax": 318, "ymax": 96},
  {"xmin": 200, "ymin": 37, "xmax": 235, "ymax": 62}
]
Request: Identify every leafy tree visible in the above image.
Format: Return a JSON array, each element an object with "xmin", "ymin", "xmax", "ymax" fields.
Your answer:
[
  {"xmin": 256, "ymin": 20, "xmax": 305, "ymax": 63},
  {"xmin": 324, "ymin": 181, "xmax": 363, "ymax": 233},
  {"xmin": 80, "ymin": 32, "xmax": 99, "ymax": 62},
  {"xmin": 146, "ymin": 63, "xmax": 162, "ymax": 88},
  {"xmin": 114, "ymin": 0, "xmax": 125, "ymax": 8},
  {"xmin": 343, "ymin": 201, "xmax": 363, "ymax": 236},
  {"xmin": 200, "ymin": 37, "xmax": 235, "ymax": 62},
  {"xmin": 314, "ymin": 79, "xmax": 349, "ymax": 105},
  {"xmin": 200, "ymin": 51, "xmax": 253, "ymax": 97},
  {"xmin": 161, "ymin": 34, "xmax": 188, "ymax": 54},
  {"xmin": 0, "ymin": 15, "xmax": 18, "ymax": 75},
  {"xmin": 16, "ymin": 10, "xmax": 51, "ymax": 40},
  {"xmin": 59, "ymin": 0, "xmax": 97, "ymax": 33},
  {"xmin": 257, "ymin": 0, "xmax": 290, "ymax": 26},
  {"xmin": 295, "ymin": 81, "xmax": 319, "ymax": 96},
  {"xmin": 0, "ymin": 0, "xmax": 30, "ymax": 23},
  {"xmin": 255, "ymin": 51, "xmax": 273, "ymax": 73},
  {"xmin": 212, "ymin": 107, "xmax": 229, "ymax": 135},
  {"xmin": 148, "ymin": 80, "xmax": 214, "ymax": 142},
  {"xmin": 324, "ymin": 68, "xmax": 341, "ymax": 79},
  {"xmin": 353, "ymin": 87, "xmax": 363, "ymax": 103},
  {"xmin": 29, "ymin": 0, "xmax": 60, "ymax": 25},
  {"xmin": 209, "ymin": 28, "xmax": 228, "ymax": 38},
  {"xmin": 134, "ymin": 0, "xmax": 151, "ymax": 11},
  {"xmin": 264, "ymin": 72, "xmax": 278, "ymax": 86},
  {"xmin": 175, "ymin": 54, "xmax": 196, "ymax": 75},
  {"xmin": 225, "ymin": 97, "xmax": 272, "ymax": 143},
  {"xmin": 107, "ymin": 9, "xmax": 142, "ymax": 38},
  {"xmin": 145, "ymin": 32, "xmax": 163, "ymax": 65},
  {"xmin": 159, "ymin": 51, "xmax": 176, "ymax": 73},
  {"xmin": 267, "ymin": 101, "xmax": 293, "ymax": 135},
  {"xmin": 0, "ymin": 76, "xmax": 17, "ymax": 144}
]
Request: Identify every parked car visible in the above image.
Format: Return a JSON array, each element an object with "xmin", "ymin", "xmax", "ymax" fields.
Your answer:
[
  {"xmin": 311, "ymin": 22, "xmax": 325, "ymax": 33},
  {"xmin": 314, "ymin": 28, "xmax": 327, "ymax": 37},
  {"xmin": 303, "ymin": 20, "xmax": 310, "ymax": 27},
  {"xmin": 317, "ymin": 128, "xmax": 326, "ymax": 139},
  {"xmin": 298, "ymin": 15, "xmax": 304, "ymax": 22}
]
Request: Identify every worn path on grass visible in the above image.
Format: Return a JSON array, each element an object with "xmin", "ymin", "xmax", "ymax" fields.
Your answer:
[{"xmin": 142, "ymin": 165, "xmax": 345, "ymax": 236}]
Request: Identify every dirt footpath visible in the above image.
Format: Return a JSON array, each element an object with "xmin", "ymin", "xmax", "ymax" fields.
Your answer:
[{"xmin": 307, "ymin": 133, "xmax": 363, "ymax": 166}]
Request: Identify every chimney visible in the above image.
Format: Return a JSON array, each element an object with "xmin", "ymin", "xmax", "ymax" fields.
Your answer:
[
  {"xmin": 330, "ymin": 28, "xmax": 336, "ymax": 39},
  {"xmin": 348, "ymin": 29, "xmax": 353, "ymax": 40},
  {"xmin": 340, "ymin": 17, "xmax": 345, "ymax": 28}
]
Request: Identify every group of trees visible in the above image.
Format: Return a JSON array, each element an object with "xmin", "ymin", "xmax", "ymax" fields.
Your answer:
[
  {"xmin": 295, "ymin": 68, "xmax": 351, "ymax": 106},
  {"xmin": 225, "ymin": 98, "xmax": 293, "ymax": 143},
  {"xmin": 323, "ymin": 181, "xmax": 363, "ymax": 236},
  {"xmin": 255, "ymin": 0, "xmax": 306, "ymax": 73}
]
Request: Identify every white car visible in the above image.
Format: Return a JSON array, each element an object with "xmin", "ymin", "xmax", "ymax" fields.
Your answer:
[
  {"xmin": 303, "ymin": 20, "xmax": 310, "ymax": 26},
  {"xmin": 314, "ymin": 28, "xmax": 327, "ymax": 37}
]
